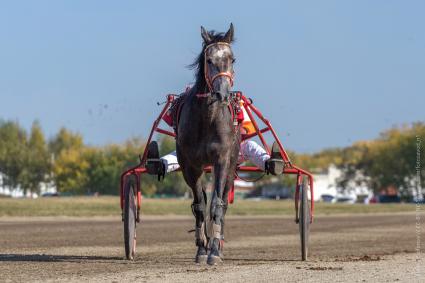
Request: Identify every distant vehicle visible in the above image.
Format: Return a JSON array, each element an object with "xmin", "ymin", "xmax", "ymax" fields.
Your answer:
[
  {"xmin": 369, "ymin": 196, "xmax": 378, "ymax": 203},
  {"xmin": 368, "ymin": 194, "xmax": 401, "ymax": 203},
  {"xmin": 41, "ymin": 192, "xmax": 59, "ymax": 197},
  {"xmin": 245, "ymin": 185, "xmax": 292, "ymax": 200},
  {"xmin": 244, "ymin": 197, "xmax": 265, "ymax": 201},
  {"xmin": 321, "ymin": 194, "xmax": 336, "ymax": 203},
  {"xmin": 335, "ymin": 196, "xmax": 356, "ymax": 204},
  {"xmin": 377, "ymin": 195, "xmax": 401, "ymax": 203},
  {"xmin": 408, "ymin": 197, "xmax": 425, "ymax": 204}
]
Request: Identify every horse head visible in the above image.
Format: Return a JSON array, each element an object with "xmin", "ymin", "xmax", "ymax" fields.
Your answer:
[{"xmin": 200, "ymin": 24, "xmax": 235, "ymax": 103}]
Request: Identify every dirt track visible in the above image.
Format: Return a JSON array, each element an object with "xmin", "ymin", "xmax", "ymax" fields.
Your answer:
[{"xmin": 0, "ymin": 213, "xmax": 423, "ymax": 282}]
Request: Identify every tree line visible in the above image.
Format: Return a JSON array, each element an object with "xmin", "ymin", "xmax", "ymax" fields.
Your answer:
[
  {"xmin": 0, "ymin": 119, "xmax": 423, "ymax": 198},
  {"xmin": 0, "ymin": 120, "xmax": 187, "ymax": 196},
  {"xmin": 292, "ymin": 122, "xmax": 424, "ymax": 199}
]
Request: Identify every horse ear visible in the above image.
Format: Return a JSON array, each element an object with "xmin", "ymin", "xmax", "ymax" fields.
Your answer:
[
  {"xmin": 224, "ymin": 23, "xmax": 234, "ymax": 43},
  {"xmin": 201, "ymin": 26, "xmax": 211, "ymax": 44}
]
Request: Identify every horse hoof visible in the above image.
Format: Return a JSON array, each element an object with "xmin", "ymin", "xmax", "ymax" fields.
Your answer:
[
  {"xmin": 207, "ymin": 255, "xmax": 222, "ymax": 265},
  {"xmin": 195, "ymin": 255, "xmax": 207, "ymax": 264}
]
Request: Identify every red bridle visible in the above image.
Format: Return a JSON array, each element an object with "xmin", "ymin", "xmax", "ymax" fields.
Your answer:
[{"xmin": 204, "ymin": 42, "xmax": 234, "ymax": 92}]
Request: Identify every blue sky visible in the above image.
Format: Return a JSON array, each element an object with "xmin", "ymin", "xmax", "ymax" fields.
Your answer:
[{"xmin": 0, "ymin": 1, "xmax": 424, "ymax": 152}]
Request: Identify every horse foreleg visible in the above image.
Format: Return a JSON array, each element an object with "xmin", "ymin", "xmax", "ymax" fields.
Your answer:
[
  {"xmin": 182, "ymin": 166, "xmax": 208, "ymax": 263},
  {"xmin": 208, "ymin": 161, "xmax": 230, "ymax": 265}
]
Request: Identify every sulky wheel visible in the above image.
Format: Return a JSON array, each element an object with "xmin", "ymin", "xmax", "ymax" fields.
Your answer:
[
  {"xmin": 123, "ymin": 175, "xmax": 138, "ymax": 260},
  {"xmin": 299, "ymin": 176, "xmax": 311, "ymax": 261}
]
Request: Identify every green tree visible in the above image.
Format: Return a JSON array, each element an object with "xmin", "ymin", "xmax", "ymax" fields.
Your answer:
[
  {"xmin": 19, "ymin": 121, "xmax": 50, "ymax": 195},
  {"xmin": 52, "ymin": 147, "xmax": 89, "ymax": 194},
  {"xmin": 337, "ymin": 123, "xmax": 425, "ymax": 199},
  {"xmin": 155, "ymin": 136, "xmax": 188, "ymax": 196},
  {"xmin": 0, "ymin": 120, "xmax": 28, "ymax": 192},
  {"xmin": 49, "ymin": 128, "xmax": 86, "ymax": 194},
  {"xmin": 83, "ymin": 146, "xmax": 125, "ymax": 195},
  {"xmin": 81, "ymin": 138, "xmax": 154, "ymax": 196},
  {"xmin": 369, "ymin": 123, "xmax": 424, "ymax": 199},
  {"xmin": 48, "ymin": 127, "xmax": 83, "ymax": 157}
]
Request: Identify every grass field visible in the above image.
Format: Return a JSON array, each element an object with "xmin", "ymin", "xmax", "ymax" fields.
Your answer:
[{"xmin": 0, "ymin": 196, "xmax": 417, "ymax": 217}]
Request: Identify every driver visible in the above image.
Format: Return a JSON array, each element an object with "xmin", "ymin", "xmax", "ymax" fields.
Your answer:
[{"xmin": 146, "ymin": 102, "xmax": 284, "ymax": 178}]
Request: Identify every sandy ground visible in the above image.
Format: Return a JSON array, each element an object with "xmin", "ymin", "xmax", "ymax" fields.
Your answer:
[{"xmin": 0, "ymin": 213, "xmax": 423, "ymax": 282}]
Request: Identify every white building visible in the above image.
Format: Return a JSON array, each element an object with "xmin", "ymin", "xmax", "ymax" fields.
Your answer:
[
  {"xmin": 0, "ymin": 172, "xmax": 57, "ymax": 198},
  {"xmin": 312, "ymin": 164, "xmax": 339, "ymax": 202},
  {"xmin": 312, "ymin": 164, "xmax": 373, "ymax": 203}
]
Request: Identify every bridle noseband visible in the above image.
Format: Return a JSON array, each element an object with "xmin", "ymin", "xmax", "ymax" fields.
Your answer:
[{"xmin": 204, "ymin": 42, "xmax": 234, "ymax": 92}]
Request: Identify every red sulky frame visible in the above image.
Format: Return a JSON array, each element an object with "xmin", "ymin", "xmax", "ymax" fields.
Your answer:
[{"xmin": 120, "ymin": 92, "xmax": 314, "ymax": 224}]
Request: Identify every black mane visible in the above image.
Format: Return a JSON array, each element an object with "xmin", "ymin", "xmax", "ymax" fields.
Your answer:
[{"xmin": 189, "ymin": 31, "xmax": 234, "ymax": 92}]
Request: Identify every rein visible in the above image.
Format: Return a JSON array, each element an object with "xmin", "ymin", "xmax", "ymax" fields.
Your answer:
[{"xmin": 235, "ymin": 170, "xmax": 266, "ymax": 183}]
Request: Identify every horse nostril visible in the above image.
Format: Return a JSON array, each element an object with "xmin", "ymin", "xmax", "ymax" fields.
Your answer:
[{"xmin": 215, "ymin": 92, "xmax": 228, "ymax": 102}]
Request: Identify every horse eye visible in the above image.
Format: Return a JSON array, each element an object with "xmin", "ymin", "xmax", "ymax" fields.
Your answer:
[{"xmin": 207, "ymin": 59, "xmax": 212, "ymax": 64}]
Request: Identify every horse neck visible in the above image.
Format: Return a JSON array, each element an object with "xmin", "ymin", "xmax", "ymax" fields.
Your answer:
[{"xmin": 188, "ymin": 84, "xmax": 231, "ymax": 127}]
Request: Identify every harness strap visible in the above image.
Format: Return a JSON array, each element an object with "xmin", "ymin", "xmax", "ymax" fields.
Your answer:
[
  {"xmin": 173, "ymin": 95, "xmax": 186, "ymax": 135},
  {"xmin": 209, "ymin": 72, "xmax": 234, "ymax": 88},
  {"xmin": 194, "ymin": 93, "xmax": 241, "ymax": 133},
  {"xmin": 195, "ymin": 93, "xmax": 210, "ymax": 98}
]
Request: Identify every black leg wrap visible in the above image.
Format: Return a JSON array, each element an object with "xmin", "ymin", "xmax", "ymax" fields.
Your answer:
[
  {"xmin": 196, "ymin": 236, "xmax": 206, "ymax": 247},
  {"xmin": 211, "ymin": 198, "xmax": 226, "ymax": 223},
  {"xmin": 191, "ymin": 200, "xmax": 207, "ymax": 247},
  {"xmin": 191, "ymin": 203, "xmax": 205, "ymax": 219}
]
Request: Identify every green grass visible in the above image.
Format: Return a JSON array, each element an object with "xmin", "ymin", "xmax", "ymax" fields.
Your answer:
[{"xmin": 0, "ymin": 197, "xmax": 418, "ymax": 217}]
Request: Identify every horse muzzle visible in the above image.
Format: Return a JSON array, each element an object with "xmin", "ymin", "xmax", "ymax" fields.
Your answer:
[{"xmin": 213, "ymin": 91, "xmax": 229, "ymax": 103}]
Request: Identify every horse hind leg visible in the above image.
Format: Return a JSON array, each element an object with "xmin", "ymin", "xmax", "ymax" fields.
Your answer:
[{"xmin": 219, "ymin": 175, "xmax": 234, "ymax": 257}]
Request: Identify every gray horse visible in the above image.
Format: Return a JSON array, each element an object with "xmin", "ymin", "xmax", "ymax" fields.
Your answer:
[{"xmin": 176, "ymin": 24, "xmax": 239, "ymax": 265}]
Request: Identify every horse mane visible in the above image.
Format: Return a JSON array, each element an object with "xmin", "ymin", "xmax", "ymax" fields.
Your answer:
[{"xmin": 188, "ymin": 30, "xmax": 235, "ymax": 92}]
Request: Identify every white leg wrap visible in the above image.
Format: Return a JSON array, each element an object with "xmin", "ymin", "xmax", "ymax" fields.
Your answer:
[
  {"xmin": 212, "ymin": 223, "xmax": 221, "ymax": 239},
  {"xmin": 240, "ymin": 140, "xmax": 270, "ymax": 171},
  {"xmin": 160, "ymin": 151, "xmax": 180, "ymax": 173}
]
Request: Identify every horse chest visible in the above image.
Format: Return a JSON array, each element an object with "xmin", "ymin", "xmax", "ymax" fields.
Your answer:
[{"xmin": 177, "ymin": 96, "xmax": 237, "ymax": 163}]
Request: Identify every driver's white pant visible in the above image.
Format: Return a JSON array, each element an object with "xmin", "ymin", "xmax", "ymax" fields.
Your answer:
[
  {"xmin": 160, "ymin": 151, "xmax": 180, "ymax": 173},
  {"xmin": 160, "ymin": 140, "xmax": 270, "ymax": 173}
]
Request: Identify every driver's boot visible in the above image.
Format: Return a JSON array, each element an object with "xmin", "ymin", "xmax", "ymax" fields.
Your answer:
[
  {"xmin": 265, "ymin": 141, "xmax": 284, "ymax": 175},
  {"xmin": 146, "ymin": 141, "xmax": 165, "ymax": 180}
]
